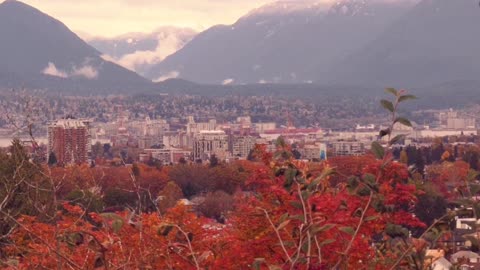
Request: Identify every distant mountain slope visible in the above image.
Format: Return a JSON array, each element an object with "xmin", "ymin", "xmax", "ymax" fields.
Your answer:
[
  {"xmin": 331, "ymin": 0, "xmax": 480, "ymax": 87},
  {"xmin": 0, "ymin": 0, "xmax": 151, "ymax": 93},
  {"xmin": 88, "ymin": 27, "xmax": 197, "ymax": 77},
  {"xmin": 147, "ymin": 0, "xmax": 413, "ymax": 84}
]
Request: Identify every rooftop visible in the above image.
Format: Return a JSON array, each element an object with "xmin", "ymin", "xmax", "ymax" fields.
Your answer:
[{"xmin": 49, "ymin": 119, "xmax": 87, "ymax": 129}]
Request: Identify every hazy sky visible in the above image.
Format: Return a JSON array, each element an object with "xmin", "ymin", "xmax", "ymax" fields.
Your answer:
[{"xmin": 18, "ymin": 0, "xmax": 276, "ymax": 38}]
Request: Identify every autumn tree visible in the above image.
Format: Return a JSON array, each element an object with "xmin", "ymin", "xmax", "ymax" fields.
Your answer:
[
  {"xmin": 400, "ymin": 149, "xmax": 408, "ymax": 164},
  {"xmin": 197, "ymin": 191, "xmax": 234, "ymax": 222},
  {"xmin": 0, "ymin": 140, "xmax": 54, "ymax": 257},
  {"xmin": 157, "ymin": 181, "xmax": 184, "ymax": 214}
]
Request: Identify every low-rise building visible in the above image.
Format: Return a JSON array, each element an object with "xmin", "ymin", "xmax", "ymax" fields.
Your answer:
[
  {"xmin": 331, "ymin": 141, "xmax": 365, "ymax": 156},
  {"xmin": 143, "ymin": 148, "xmax": 191, "ymax": 164},
  {"xmin": 299, "ymin": 143, "xmax": 327, "ymax": 160}
]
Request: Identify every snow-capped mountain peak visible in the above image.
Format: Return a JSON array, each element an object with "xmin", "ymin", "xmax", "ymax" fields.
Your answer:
[
  {"xmin": 329, "ymin": 0, "xmax": 371, "ymax": 16},
  {"xmin": 245, "ymin": 0, "xmax": 329, "ymax": 17},
  {"xmin": 328, "ymin": 0, "xmax": 420, "ymax": 17}
]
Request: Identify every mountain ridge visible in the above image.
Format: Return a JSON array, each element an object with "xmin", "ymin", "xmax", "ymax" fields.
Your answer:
[
  {"xmin": 330, "ymin": 0, "xmax": 480, "ymax": 87},
  {"xmin": 146, "ymin": 0, "xmax": 414, "ymax": 84},
  {"xmin": 0, "ymin": 0, "xmax": 153, "ymax": 93}
]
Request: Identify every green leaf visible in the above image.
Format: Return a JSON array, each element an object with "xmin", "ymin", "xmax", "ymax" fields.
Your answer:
[
  {"xmin": 453, "ymin": 199, "xmax": 473, "ymax": 208},
  {"xmin": 319, "ymin": 167, "xmax": 336, "ymax": 179},
  {"xmin": 311, "ymin": 223, "xmax": 336, "ymax": 234},
  {"xmin": 269, "ymin": 266, "xmax": 282, "ymax": 270},
  {"xmin": 398, "ymin": 94, "xmax": 417, "ymax": 103},
  {"xmin": 100, "ymin": 212, "xmax": 123, "ymax": 221},
  {"xmin": 284, "ymin": 168, "xmax": 297, "ymax": 188},
  {"xmin": 301, "ymin": 241, "xmax": 309, "ymax": 253},
  {"xmin": 111, "ymin": 219, "xmax": 124, "ymax": 234},
  {"xmin": 379, "ymin": 128, "xmax": 391, "ymax": 138},
  {"xmin": 319, "ymin": 239, "xmax": 336, "ymax": 246},
  {"xmin": 100, "ymin": 213, "xmax": 125, "ymax": 233},
  {"xmin": 467, "ymin": 170, "xmax": 480, "ymax": 182},
  {"xmin": 385, "ymin": 88, "xmax": 398, "ymax": 96},
  {"xmin": 277, "ymin": 220, "xmax": 290, "ymax": 231},
  {"xmin": 390, "ymin": 134, "xmax": 406, "ymax": 145},
  {"xmin": 469, "ymin": 183, "xmax": 480, "ymax": 195},
  {"xmin": 289, "ymin": 201, "xmax": 303, "ymax": 209},
  {"xmin": 339, "ymin": 200, "xmax": 348, "ymax": 210},
  {"xmin": 347, "ymin": 177, "xmax": 360, "ymax": 194},
  {"xmin": 362, "ymin": 174, "xmax": 376, "ymax": 185},
  {"xmin": 380, "ymin": 99, "xmax": 395, "ymax": 113},
  {"xmin": 473, "ymin": 202, "xmax": 480, "ymax": 218},
  {"xmin": 252, "ymin": 258, "xmax": 265, "ymax": 270},
  {"xmin": 282, "ymin": 241, "xmax": 295, "ymax": 247},
  {"xmin": 371, "ymin": 141, "xmax": 385, "ymax": 159},
  {"xmin": 301, "ymin": 190, "xmax": 311, "ymax": 200},
  {"xmin": 362, "ymin": 174, "xmax": 379, "ymax": 192},
  {"xmin": 386, "ymin": 223, "xmax": 409, "ymax": 238},
  {"xmin": 357, "ymin": 187, "xmax": 371, "ymax": 196},
  {"xmin": 310, "ymin": 168, "xmax": 336, "ymax": 188},
  {"xmin": 278, "ymin": 213, "xmax": 289, "ymax": 224},
  {"xmin": 365, "ymin": 216, "xmax": 379, "ymax": 221},
  {"xmin": 291, "ymin": 215, "xmax": 306, "ymax": 223},
  {"xmin": 394, "ymin": 117, "xmax": 412, "ymax": 127},
  {"xmin": 339, "ymin": 226, "xmax": 355, "ymax": 236},
  {"xmin": 5, "ymin": 259, "xmax": 19, "ymax": 267}
]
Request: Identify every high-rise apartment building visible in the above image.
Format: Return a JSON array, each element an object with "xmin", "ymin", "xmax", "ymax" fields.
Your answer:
[
  {"xmin": 48, "ymin": 118, "xmax": 91, "ymax": 165},
  {"xmin": 232, "ymin": 135, "xmax": 257, "ymax": 159},
  {"xmin": 193, "ymin": 130, "xmax": 228, "ymax": 161}
]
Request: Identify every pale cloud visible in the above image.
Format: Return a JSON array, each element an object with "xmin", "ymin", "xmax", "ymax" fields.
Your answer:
[
  {"xmin": 18, "ymin": 0, "xmax": 274, "ymax": 37},
  {"xmin": 117, "ymin": 30, "xmax": 194, "ymax": 72},
  {"xmin": 100, "ymin": 54, "xmax": 116, "ymax": 63},
  {"xmin": 72, "ymin": 65, "xmax": 98, "ymax": 79},
  {"xmin": 153, "ymin": 71, "xmax": 180, "ymax": 82},
  {"xmin": 222, "ymin": 78, "xmax": 234, "ymax": 85},
  {"xmin": 42, "ymin": 62, "xmax": 67, "ymax": 78},
  {"xmin": 42, "ymin": 60, "xmax": 99, "ymax": 79}
]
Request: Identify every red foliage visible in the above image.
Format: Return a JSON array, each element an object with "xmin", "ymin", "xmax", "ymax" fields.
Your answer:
[{"xmin": 3, "ymin": 155, "xmax": 426, "ymax": 269}]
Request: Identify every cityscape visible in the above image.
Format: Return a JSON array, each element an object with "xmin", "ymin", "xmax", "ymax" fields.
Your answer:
[
  {"xmin": 1, "ymin": 92, "xmax": 478, "ymax": 167},
  {"xmin": 1, "ymin": 0, "xmax": 480, "ymax": 269}
]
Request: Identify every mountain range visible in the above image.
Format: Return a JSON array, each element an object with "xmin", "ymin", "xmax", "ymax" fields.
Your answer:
[
  {"xmin": 0, "ymin": 0, "xmax": 479, "ymax": 105},
  {"xmin": 146, "ymin": 0, "xmax": 480, "ymax": 88},
  {"xmin": 146, "ymin": 0, "xmax": 416, "ymax": 84}
]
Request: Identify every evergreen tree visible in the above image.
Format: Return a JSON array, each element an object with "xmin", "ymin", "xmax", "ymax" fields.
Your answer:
[
  {"xmin": 132, "ymin": 163, "xmax": 141, "ymax": 177},
  {"xmin": 178, "ymin": 157, "xmax": 187, "ymax": 165},
  {"xmin": 292, "ymin": 149, "xmax": 302, "ymax": 160},
  {"xmin": 247, "ymin": 149, "xmax": 255, "ymax": 161},
  {"xmin": 469, "ymin": 152, "xmax": 479, "ymax": 171},
  {"xmin": 209, "ymin": 154, "xmax": 219, "ymax": 167},
  {"xmin": 415, "ymin": 149, "xmax": 425, "ymax": 175},
  {"xmin": 47, "ymin": 152, "xmax": 57, "ymax": 166}
]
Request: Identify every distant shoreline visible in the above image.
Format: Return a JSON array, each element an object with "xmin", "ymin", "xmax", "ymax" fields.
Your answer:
[{"xmin": 0, "ymin": 137, "xmax": 48, "ymax": 148}]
